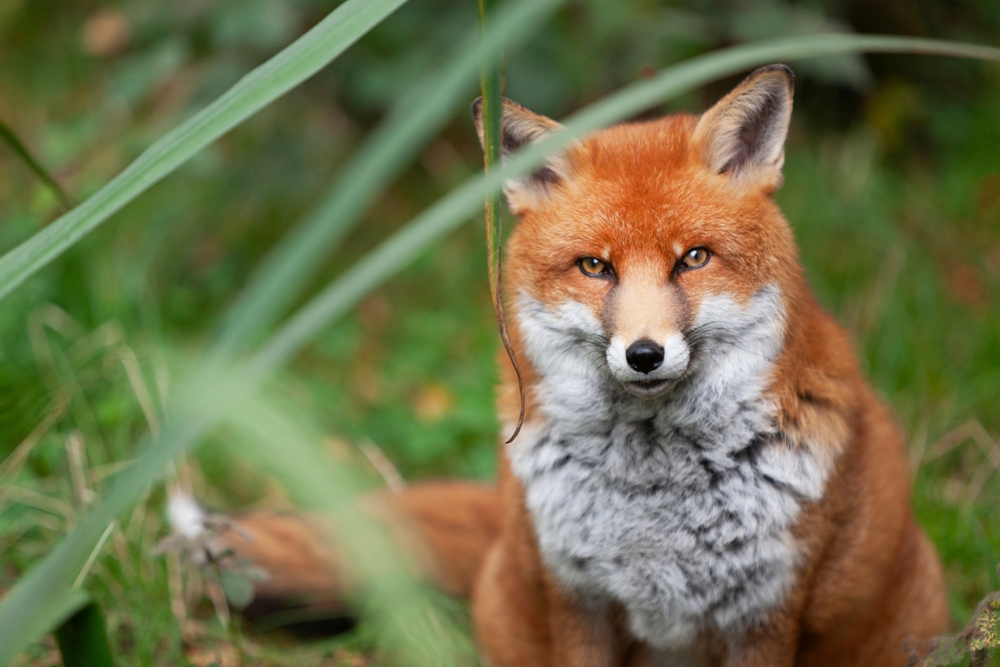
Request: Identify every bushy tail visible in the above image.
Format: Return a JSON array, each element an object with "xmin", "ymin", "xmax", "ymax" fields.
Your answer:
[{"xmin": 210, "ymin": 482, "xmax": 501, "ymax": 619}]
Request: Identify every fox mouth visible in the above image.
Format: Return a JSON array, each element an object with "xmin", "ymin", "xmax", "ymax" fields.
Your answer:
[{"xmin": 622, "ymin": 377, "xmax": 678, "ymax": 398}]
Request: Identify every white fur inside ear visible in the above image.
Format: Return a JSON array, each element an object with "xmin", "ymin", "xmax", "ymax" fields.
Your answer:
[
  {"xmin": 694, "ymin": 67, "xmax": 793, "ymax": 188},
  {"xmin": 502, "ymin": 156, "xmax": 575, "ymax": 214}
]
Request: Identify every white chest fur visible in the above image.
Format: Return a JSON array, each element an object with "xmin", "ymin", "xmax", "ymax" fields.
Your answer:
[{"xmin": 509, "ymin": 288, "xmax": 830, "ymax": 649}]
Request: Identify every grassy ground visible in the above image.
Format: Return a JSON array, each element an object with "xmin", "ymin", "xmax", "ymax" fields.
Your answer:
[{"xmin": 1, "ymin": 1, "xmax": 999, "ymax": 665}]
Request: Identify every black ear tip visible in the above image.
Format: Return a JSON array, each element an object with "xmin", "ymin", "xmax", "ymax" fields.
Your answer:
[
  {"xmin": 471, "ymin": 96, "xmax": 484, "ymax": 118},
  {"xmin": 750, "ymin": 64, "xmax": 795, "ymax": 90}
]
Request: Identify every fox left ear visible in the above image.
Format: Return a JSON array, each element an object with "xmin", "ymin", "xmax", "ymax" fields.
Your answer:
[
  {"xmin": 692, "ymin": 64, "xmax": 794, "ymax": 193},
  {"xmin": 472, "ymin": 97, "xmax": 575, "ymax": 214}
]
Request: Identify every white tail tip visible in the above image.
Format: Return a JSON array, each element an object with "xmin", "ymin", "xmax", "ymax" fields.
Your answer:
[{"xmin": 167, "ymin": 490, "xmax": 206, "ymax": 539}]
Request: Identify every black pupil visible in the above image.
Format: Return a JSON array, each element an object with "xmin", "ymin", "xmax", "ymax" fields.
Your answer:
[{"xmin": 587, "ymin": 259, "xmax": 601, "ymax": 271}]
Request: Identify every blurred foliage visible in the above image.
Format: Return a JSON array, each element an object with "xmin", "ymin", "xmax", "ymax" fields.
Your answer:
[{"xmin": 1, "ymin": 0, "xmax": 999, "ymax": 665}]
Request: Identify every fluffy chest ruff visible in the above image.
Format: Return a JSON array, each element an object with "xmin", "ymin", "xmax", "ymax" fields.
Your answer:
[{"xmin": 507, "ymin": 288, "xmax": 831, "ymax": 649}]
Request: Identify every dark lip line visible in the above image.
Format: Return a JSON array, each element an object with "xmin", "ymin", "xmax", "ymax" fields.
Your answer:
[
  {"xmin": 626, "ymin": 372, "xmax": 685, "ymax": 386},
  {"xmin": 629, "ymin": 379, "xmax": 670, "ymax": 388},
  {"xmin": 622, "ymin": 376, "xmax": 680, "ymax": 397}
]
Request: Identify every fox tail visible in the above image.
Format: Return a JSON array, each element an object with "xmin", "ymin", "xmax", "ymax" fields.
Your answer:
[{"xmin": 189, "ymin": 482, "xmax": 501, "ymax": 626}]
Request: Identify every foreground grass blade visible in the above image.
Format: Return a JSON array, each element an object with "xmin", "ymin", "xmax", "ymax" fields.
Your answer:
[
  {"xmin": 253, "ymin": 35, "xmax": 1000, "ymax": 377},
  {"xmin": 2, "ymin": 32, "xmax": 998, "ymax": 664},
  {"xmin": 0, "ymin": 116, "xmax": 73, "ymax": 210},
  {"xmin": 227, "ymin": 394, "xmax": 475, "ymax": 666},
  {"xmin": 54, "ymin": 601, "xmax": 115, "ymax": 667},
  {"xmin": 213, "ymin": 0, "xmax": 565, "ymax": 360},
  {"xmin": 0, "ymin": 1, "xmax": 557, "ymax": 658},
  {"xmin": 0, "ymin": 0, "xmax": 410, "ymax": 304},
  {"xmin": 0, "ymin": 367, "xmax": 245, "ymax": 662}
]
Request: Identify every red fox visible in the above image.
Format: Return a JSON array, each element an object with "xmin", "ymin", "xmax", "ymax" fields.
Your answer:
[{"xmin": 215, "ymin": 65, "xmax": 948, "ymax": 666}]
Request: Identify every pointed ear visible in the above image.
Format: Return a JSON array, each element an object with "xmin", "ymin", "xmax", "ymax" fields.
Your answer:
[
  {"xmin": 692, "ymin": 64, "xmax": 794, "ymax": 193},
  {"xmin": 472, "ymin": 97, "xmax": 574, "ymax": 213}
]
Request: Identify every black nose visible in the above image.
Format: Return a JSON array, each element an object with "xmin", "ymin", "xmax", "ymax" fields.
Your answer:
[{"xmin": 625, "ymin": 339, "xmax": 664, "ymax": 374}]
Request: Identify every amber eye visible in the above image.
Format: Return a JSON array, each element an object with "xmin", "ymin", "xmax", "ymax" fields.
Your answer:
[
  {"xmin": 681, "ymin": 247, "xmax": 710, "ymax": 269},
  {"xmin": 579, "ymin": 257, "xmax": 610, "ymax": 277}
]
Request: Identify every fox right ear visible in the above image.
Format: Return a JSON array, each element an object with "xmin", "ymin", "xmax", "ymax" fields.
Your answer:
[{"xmin": 472, "ymin": 97, "xmax": 574, "ymax": 214}]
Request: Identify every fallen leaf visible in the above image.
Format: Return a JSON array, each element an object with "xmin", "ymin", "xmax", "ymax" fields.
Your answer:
[
  {"xmin": 82, "ymin": 10, "xmax": 130, "ymax": 57},
  {"xmin": 945, "ymin": 263, "xmax": 990, "ymax": 309},
  {"xmin": 327, "ymin": 648, "xmax": 370, "ymax": 667},
  {"xmin": 358, "ymin": 294, "xmax": 390, "ymax": 332},
  {"xmin": 184, "ymin": 642, "xmax": 240, "ymax": 667},
  {"xmin": 412, "ymin": 383, "xmax": 454, "ymax": 422},
  {"xmin": 987, "ymin": 245, "xmax": 1000, "ymax": 278},
  {"xmin": 352, "ymin": 365, "xmax": 380, "ymax": 402},
  {"xmin": 977, "ymin": 173, "xmax": 1000, "ymax": 219}
]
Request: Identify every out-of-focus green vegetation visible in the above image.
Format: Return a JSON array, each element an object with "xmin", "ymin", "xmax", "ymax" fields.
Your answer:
[{"xmin": 0, "ymin": 0, "xmax": 998, "ymax": 665}]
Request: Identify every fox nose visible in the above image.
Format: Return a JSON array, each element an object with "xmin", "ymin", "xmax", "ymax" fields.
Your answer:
[{"xmin": 625, "ymin": 339, "xmax": 664, "ymax": 374}]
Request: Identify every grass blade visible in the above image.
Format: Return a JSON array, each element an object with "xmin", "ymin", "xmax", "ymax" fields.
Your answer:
[
  {"xmin": 477, "ymin": 0, "xmax": 526, "ymax": 443},
  {"xmin": 212, "ymin": 0, "xmax": 566, "ymax": 360},
  {"xmin": 477, "ymin": 0, "xmax": 503, "ymax": 317},
  {"xmin": 0, "ymin": 372, "xmax": 239, "ymax": 662},
  {"xmin": 0, "ymin": 116, "xmax": 73, "ymax": 211},
  {"xmin": 252, "ymin": 35, "xmax": 1000, "ymax": 379},
  {"xmin": 226, "ymin": 394, "xmax": 475, "ymax": 665},
  {"xmin": 54, "ymin": 601, "xmax": 115, "ymax": 667},
  {"xmin": 1, "ymin": 31, "xmax": 997, "ymax": 664},
  {"xmin": 0, "ymin": 0, "xmax": 411, "ymax": 304},
  {"xmin": 0, "ymin": 0, "xmax": 561, "ymax": 657}
]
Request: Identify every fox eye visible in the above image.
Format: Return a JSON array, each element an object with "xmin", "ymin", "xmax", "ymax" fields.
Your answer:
[
  {"xmin": 681, "ymin": 247, "xmax": 710, "ymax": 269},
  {"xmin": 579, "ymin": 257, "xmax": 612, "ymax": 278}
]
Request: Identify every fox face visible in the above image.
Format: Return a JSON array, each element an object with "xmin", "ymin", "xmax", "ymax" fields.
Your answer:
[{"xmin": 476, "ymin": 66, "xmax": 801, "ymax": 410}]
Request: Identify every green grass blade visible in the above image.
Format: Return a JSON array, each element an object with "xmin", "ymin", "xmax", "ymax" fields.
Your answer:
[
  {"xmin": 0, "ymin": 368, "xmax": 246, "ymax": 662},
  {"xmin": 0, "ymin": 0, "xmax": 411, "ymax": 304},
  {"xmin": 252, "ymin": 35, "xmax": 1000, "ymax": 378},
  {"xmin": 559, "ymin": 35, "xmax": 1000, "ymax": 148},
  {"xmin": 226, "ymin": 393, "xmax": 475, "ymax": 665},
  {"xmin": 1, "ymin": 32, "xmax": 998, "ymax": 664},
  {"xmin": 54, "ymin": 601, "xmax": 115, "ymax": 667},
  {"xmin": 0, "ymin": 0, "xmax": 558, "ymax": 658},
  {"xmin": 0, "ymin": 116, "xmax": 73, "ymax": 210},
  {"xmin": 212, "ymin": 0, "xmax": 565, "ymax": 360}
]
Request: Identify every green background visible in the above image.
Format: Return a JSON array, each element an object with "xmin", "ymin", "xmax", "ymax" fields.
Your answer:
[{"xmin": 1, "ymin": 0, "xmax": 998, "ymax": 664}]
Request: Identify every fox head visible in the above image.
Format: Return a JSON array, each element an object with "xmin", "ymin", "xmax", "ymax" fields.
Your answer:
[{"xmin": 474, "ymin": 65, "xmax": 805, "ymax": 420}]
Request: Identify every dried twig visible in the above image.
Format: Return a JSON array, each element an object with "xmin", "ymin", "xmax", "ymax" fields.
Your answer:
[
  {"xmin": 65, "ymin": 430, "xmax": 96, "ymax": 506},
  {"xmin": 924, "ymin": 421, "xmax": 1000, "ymax": 508},
  {"xmin": 359, "ymin": 438, "xmax": 406, "ymax": 493}
]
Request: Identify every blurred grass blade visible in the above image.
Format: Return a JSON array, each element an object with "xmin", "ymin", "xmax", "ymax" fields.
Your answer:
[
  {"xmin": 55, "ymin": 601, "xmax": 114, "ymax": 667},
  {"xmin": 556, "ymin": 35, "xmax": 1000, "ymax": 150},
  {"xmin": 0, "ymin": 0, "xmax": 557, "ymax": 658},
  {"xmin": 226, "ymin": 393, "xmax": 474, "ymax": 665},
  {"xmin": 0, "ymin": 117, "xmax": 73, "ymax": 210},
  {"xmin": 252, "ymin": 35, "xmax": 1000, "ymax": 376},
  {"xmin": 0, "ymin": 0, "xmax": 411, "ymax": 304},
  {"xmin": 0, "ymin": 367, "xmax": 247, "ymax": 662},
  {"xmin": 213, "ymin": 0, "xmax": 565, "ymax": 360},
  {"xmin": 2, "ymin": 31, "xmax": 999, "ymax": 665}
]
